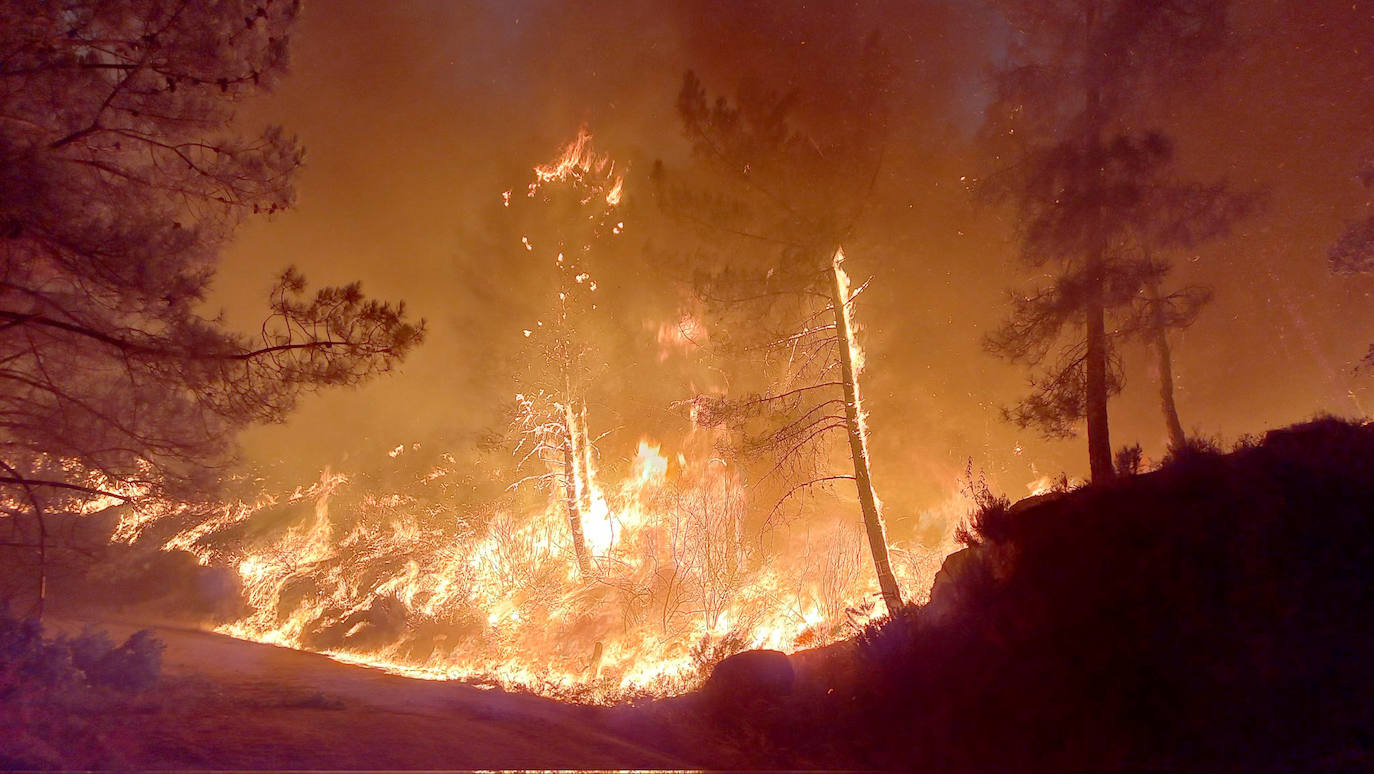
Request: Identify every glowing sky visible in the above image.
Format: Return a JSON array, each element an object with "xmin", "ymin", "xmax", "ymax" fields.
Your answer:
[{"xmin": 217, "ymin": 0, "xmax": 1374, "ymax": 540}]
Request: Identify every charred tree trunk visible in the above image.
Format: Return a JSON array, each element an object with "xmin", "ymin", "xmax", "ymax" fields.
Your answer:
[
  {"xmin": 1083, "ymin": 66, "xmax": 1115, "ymax": 484},
  {"xmin": 1146, "ymin": 281, "xmax": 1188, "ymax": 452},
  {"xmin": 35, "ymin": 502, "xmax": 45, "ymax": 622},
  {"xmin": 0, "ymin": 463, "xmax": 46, "ymax": 621},
  {"xmin": 829, "ymin": 248, "xmax": 903, "ymax": 613},
  {"xmin": 1084, "ymin": 282, "xmax": 1114, "ymax": 484}
]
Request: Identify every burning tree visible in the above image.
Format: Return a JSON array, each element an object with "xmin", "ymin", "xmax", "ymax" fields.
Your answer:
[
  {"xmin": 980, "ymin": 0, "xmax": 1232, "ymax": 479},
  {"xmin": 0, "ymin": 1, "xmax": 424, "ymax": 617},
  {"xmin": 660, "ymin": 52, "xmax": 905, "ymax": 613},
  {"xmin": 503, "ymin": 130, "xmax": 625, "ymax": 578}
]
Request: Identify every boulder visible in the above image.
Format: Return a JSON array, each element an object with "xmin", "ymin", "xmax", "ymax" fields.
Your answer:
[{"xmin": 705, "ymin": 648, "xmax": 795, "ymax": 702}]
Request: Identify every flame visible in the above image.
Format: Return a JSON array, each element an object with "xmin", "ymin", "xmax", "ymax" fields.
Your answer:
[
  {"xmin": 530, "ymin": 127, "xmax": 624, "ymax": 209},
  {"xmin": 97, "ymin": 138, "xmax": 962, "ymax": 704},
  {"xmin": 654, "ymin": 314, "xmax": 707, "ymax": 362},
  {"xmin": 109, "ymin": 435, "xmax": 962, "ymax": 702},
  {"xmin": 633, "ymin": 440, "xmax": 668, "ymax": 485}
]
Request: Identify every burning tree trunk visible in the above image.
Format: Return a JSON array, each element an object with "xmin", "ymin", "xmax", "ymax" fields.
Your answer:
[
  {"xmin": 503, "ymin": 129, "xmax": 622, "ymax": 580},
  {"xmin": 560, "ymin": 405, "xmax": 593, "ymax": 578},
  {"xmin": 556, "ymin": 285, "xmax": 596, "ymax": 579},
  {"xmin": 665, "ymin": 65, "xmax": 906, "ymax": 613},
  {"xmin": 577, "ymin": 403, "xmax": 595, "ymax": 512},
  {"xmin": 829, "ymin": 249, "xmax": 903, "ymax": 612}
]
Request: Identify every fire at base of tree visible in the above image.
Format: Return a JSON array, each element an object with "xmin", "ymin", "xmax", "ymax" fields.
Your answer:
[{"xmin": 2, "ymin": 0, "xmax": 1373, "ymax": 769}]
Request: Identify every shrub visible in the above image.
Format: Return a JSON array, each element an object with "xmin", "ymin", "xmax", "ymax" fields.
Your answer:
[
  {"xmin": 1114, "ymin": 443, "xmax": 1143, "ymax": 476},
  {"xmin": 1161, "ymin": 433, "xmax": 1224, "ymax": 466},
  {"xmin": 694, "ymin": 417, "xmax": 1374, "ymax": 771},
  {"xmin": 86, "ymin": 629, "xmax": 163, "ymax": 693},
  {"xmin": 954, "ymin": 462, "xmax": 1012, "ymax": 547},
  {"xmin": 0, "ymin": 611, "xmax": 163, "ymax": 696}
]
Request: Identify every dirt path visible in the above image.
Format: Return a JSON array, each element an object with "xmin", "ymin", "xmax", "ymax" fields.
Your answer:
[{"xmin": 50, "ymin": 621, "xmax": 697, "ymax": 770}]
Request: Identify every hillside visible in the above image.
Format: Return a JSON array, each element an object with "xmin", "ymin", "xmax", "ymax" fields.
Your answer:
[
  {"xmin": 653, "ymin": 417, "xmax": 1374, "ymax": 771},
  {"xmin": 2, "ymin": 621, "xmax": 692, "ymax": 770}
]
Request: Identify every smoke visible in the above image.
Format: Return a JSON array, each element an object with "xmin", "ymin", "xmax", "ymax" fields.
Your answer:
[{"xmin": 211, "ymin": 0, "xmax": 1374, "ymax": 526}]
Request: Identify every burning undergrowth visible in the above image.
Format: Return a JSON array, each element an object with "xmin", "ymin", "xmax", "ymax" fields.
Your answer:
[
  {"xmin": 91, "ymin": 130, "xmax": 960, "ymax": 703},
  {"xmin": 106, "ymin": 436, "xmax": 955, "ymax": 703}
]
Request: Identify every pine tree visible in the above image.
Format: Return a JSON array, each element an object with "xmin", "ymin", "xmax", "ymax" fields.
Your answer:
[
  {"xmin": 1330, "ymin": 157, "xmax": 1374, "ymax": 369},
  {"xmin": 661, "ymin": 47, "xmax": 905, "ymax": 613},
  {"xmin": 981, "ymin": 0, "xmax": 1231, "ymax": 481},
  {"xmin": 0, "ymin": 1, "xmax": 424, "ymax": 617}
]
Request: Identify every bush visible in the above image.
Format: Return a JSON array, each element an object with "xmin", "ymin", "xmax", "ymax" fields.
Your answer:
[
  {"xmin": 954, "ymin": 462, "xmax": 1012, "ymax": 547},
  {"xmin": 1161, "ymin": 433, "xmax": 1224, "ymax": 467},
  {"xmin": 0, "ymin": 613, "xmax": 164, "ymax": 767},
  {"xmin": 1114, "ymin": 443, "xmax": 1143, "ymax": 476},
  {"xmin": 86, "ymin": 628, "xmax": 163, "ymax": 693},
  {"xmin": 0, "ymin": 611, "xmax": 163, "ymax": 696},
  {"xmin": 696, "ymin": 417, "xmax": 1374, "ymax": 771}
]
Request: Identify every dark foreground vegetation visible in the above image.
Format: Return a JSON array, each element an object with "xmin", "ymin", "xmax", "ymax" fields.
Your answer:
[
  {"xmin": 0, "ymin": 620, "xmax": 689, "ymax": 770},
  {"xmin": 0, "ymin": 615, "xmax": 164, "ymax": 768},
  {"xmin": 644, "ymin": 417, "xmax": 1373, "ymax": 771}
]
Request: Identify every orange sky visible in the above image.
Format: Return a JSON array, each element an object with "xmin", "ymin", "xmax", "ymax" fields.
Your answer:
[{"xmin": 216, "ymin": 0, "xmax": 1374, "ymax": 542}]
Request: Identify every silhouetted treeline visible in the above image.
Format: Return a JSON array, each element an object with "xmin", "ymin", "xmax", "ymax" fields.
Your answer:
[{"xmin": 662, "ymin": 417, "xmax": 1373, "ymax": 771}]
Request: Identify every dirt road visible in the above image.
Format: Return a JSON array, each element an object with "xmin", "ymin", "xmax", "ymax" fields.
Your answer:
[{"xmin": 49, "ymin": 621, "xmax": 697, "ymax": 770}]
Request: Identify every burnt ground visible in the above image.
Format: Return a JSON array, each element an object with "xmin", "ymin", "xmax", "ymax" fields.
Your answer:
[{"xmin": 33, "ymin": 619, "xmax": 696, "ymax": 770}]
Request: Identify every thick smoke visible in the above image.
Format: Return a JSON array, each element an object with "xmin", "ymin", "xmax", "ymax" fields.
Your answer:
[{"xmin": 216, "ymin": 0, "xmax": 1374, "ymax": 530}]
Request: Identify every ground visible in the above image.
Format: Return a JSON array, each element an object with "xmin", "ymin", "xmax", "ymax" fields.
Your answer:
[{"xmin": 43, "ymin": 619, "xmax": 694, "ymax": 770}]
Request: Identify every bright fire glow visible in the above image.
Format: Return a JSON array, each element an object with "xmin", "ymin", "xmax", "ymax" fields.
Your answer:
[
  {"xmin": 101, "ymin": 134, "xmax": 960, "ymax": 704},
  {"xmin": 113, "ymin": 434, "xmax": 959, "ymax": 702}
]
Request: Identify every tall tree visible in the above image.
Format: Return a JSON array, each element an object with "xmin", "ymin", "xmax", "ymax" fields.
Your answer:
[
  {"xmin": 0, "ymin": 1, "xmax": 423, "ymax": 617},
  {"xmin": 1139, "ymin": 269, "xmax": 1205, "ymax": 452},
  {"xmin": 661, "ymin": 47, "xmax": 905, "ymax": 613},
  {"xmin": 1124, "ymin": 173, "xmax": 1251, "ymax": 452},
  {"xmin": 504, "ymin": 129, "xmax": 624, "ymax": 579},
  {"xmin": 981, "ymin": 0, "xmax": 1230, "ymax": 481}
]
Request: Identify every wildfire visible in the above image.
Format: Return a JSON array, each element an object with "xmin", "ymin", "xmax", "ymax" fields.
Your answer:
[
  {"xmin": 654, "ymin": 314, "xmax": 708, "ymax": 361},
  {"xmin": 529, "ymin": 126, "xmax": 624, "ymax": 209},
  {"xmin": 97, "ymin": 132, "xmax": 964, "ymax": 704},
  {"xmin": 106, "ymin": 428, "xmax": 965, "ymax": 702}
]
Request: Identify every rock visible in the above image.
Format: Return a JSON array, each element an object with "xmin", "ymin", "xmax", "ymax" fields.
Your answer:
[
  {"xmin": 1007, "ymin": 490, "xmax": 1066, "ymax": 516},
  {"xmin": 926, "ymin": 546, "xmax": 984, "ymax": 621},
  {"xmin": 705, "ymin": 648, "xmax": 794, "ymax": 702}
]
